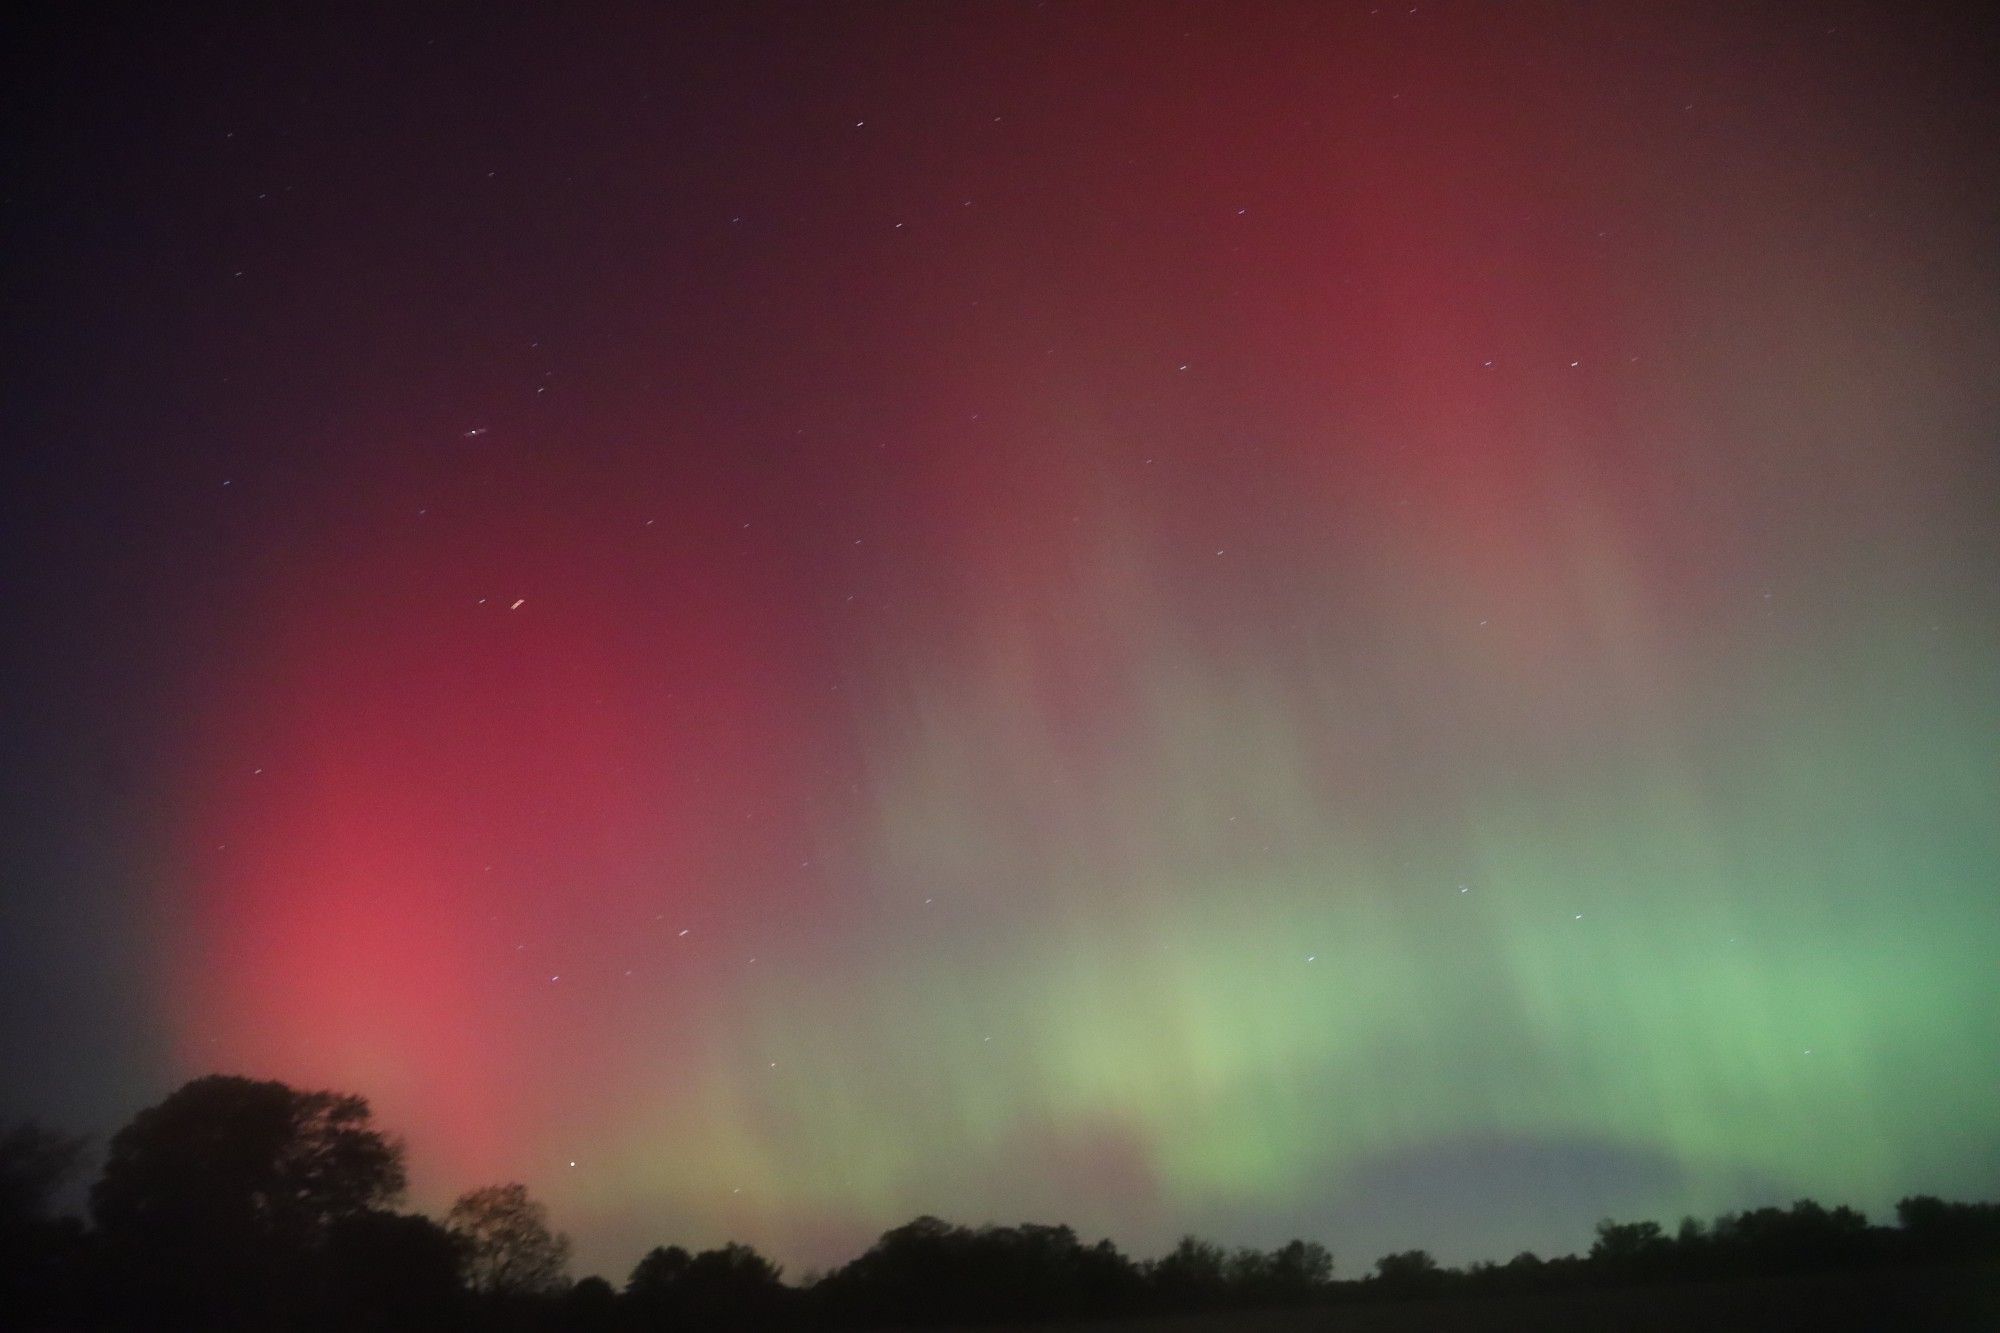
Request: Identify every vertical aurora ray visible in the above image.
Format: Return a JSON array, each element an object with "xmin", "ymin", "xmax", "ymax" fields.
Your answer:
[{"xmin": 90, "ymin": 2, "xmax": 1998, "ymax": 1276}]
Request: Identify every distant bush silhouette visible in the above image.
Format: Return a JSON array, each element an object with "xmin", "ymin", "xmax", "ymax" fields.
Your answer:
[{"xmin": 5, "ymin": 1071, "xmax": 1999, "ymax": 1330}]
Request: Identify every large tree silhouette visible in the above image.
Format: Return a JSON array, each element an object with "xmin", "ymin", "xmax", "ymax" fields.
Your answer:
[
  {"xmin": 92, "ymin": 1074, "xmax": 404, "ymax": 1244},
  {"xmin": 89, "ymin": 1074, "xmax": 406, "ymax": 1323}
]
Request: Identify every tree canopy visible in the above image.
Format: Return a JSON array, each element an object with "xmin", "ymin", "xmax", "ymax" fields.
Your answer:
[
  {"xmin": 91, "ymin": 1073, "xmax": 405, "ymax": 1249},
  {"xmin": 447, "ymin": 1182, "xmax": 573, "ymax": 1296},
  {"xmin": 7, "ymin": 1071, "xmax": 2000, "ymax": 1329}
]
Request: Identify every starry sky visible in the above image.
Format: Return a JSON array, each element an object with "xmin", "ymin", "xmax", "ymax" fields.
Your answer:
[{"xmin": 4, "ymin": 1, "xmax": 1998, "ymax": 1281}]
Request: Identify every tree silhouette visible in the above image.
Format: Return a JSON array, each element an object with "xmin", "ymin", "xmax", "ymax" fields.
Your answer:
[
  {"xmin": 1268, "ymin": 1237, "xmax": 1335, "ymax": 1294},
  {"xmin": 627, "ymin": 1242, "xmax": 693, "ymax": 1298},
  {"xmin": 1372, "ymin": 1247, "xmax": 1447, "ymax": 1292},
  {"xmin": 447, "ymin": 1182, "xmax": 572, "ymax": 1296},
  {"xmin": 1706, "ymin": 1198, "xmax": 1872, "ymax": 1271},
  {"xmin": 1149, "ymin": 1235, "xmax": 1229, "ymax": 1305},
  {"xmin": 13, "ymin": 1068, "xmax": 2000, "ymax": 1328},
  {"xmin": 0, "ymin": 1121, "xmax": 89, "ymax": 1324},
  {"xmin": 1225, "ymin": 1245, "xmax": 1274, "ymax": 1293},
  {"xmin": 1486, "ymin": 1249, "xmax": 1547, "ymax": 1292},
  {"xmin": 622, "ymin": 1238, "xmax": 786, "ymax": 1327},
  {"xmin": 624, "ymin": 1243, "xmax": 692, "ymax": 1327},
  {"xmin": 814, "ymin": 1215, "xmax": 1147, "ymax": 1324},
  {"xmin": 680, "ymin": 1241, "xmax": 787, "ymax": 1326},
  {"xmin": 560, "ymin": 1274, "xmax": 619, "ymax": 1331},
  {"xmin": 1896, "ymin": 1195, "xmax": 2000, "ymax": 1261},
  {"xmin": 1592, "ymin": 1217, "xmax": 1671, "ymax": 1276},
  {"xmin": 683, "ymin": 1239, "xmax": 782, "ymax": 1292},
  {"xmin": 324, "ymin": 1208, "xmax": 466, "ymax": 1327},
  {"xmin": 0, "ymin": 1122, "xmax": 86, "ymax": 1225},
  {"xmin": 89, "ymin": 1074, "xmax": 405, "ymax": 1324},
  {"xmin": 92, "ymin": 1074, "xmax": 404, "ymax": 1245}
]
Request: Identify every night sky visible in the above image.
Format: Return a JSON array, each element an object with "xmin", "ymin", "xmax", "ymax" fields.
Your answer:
[{"xmin": 4, "ymin": 2, "xmax": 1998, "ymax": 1281}]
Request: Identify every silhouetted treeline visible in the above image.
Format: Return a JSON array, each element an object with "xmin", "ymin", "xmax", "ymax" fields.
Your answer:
[{"xmin": 3, "ymin": 1074, "xmax": 1997, "ymax": 1330}]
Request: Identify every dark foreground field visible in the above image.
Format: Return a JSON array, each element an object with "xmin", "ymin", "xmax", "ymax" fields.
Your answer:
[{"xmin": 965, "ymin": 1263, "xmax": 2000, "ymax": 1333}]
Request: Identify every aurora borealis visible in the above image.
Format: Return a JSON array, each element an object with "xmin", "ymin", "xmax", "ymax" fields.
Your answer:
[{"xmin": 4, "ymin": 1, "xmax": 1998, "ymax": 1281}]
